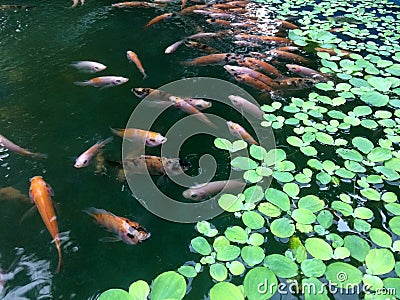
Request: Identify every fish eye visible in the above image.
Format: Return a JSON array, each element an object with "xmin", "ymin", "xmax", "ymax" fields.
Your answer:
[
  {"xmin": 94, "ymin": 66, "xmax": 99, "ymax": 70},
  {"xmin": 116, "ymin": 79, "xmax": 121, "ymax": 83},
  {"xmin": 149, "ymin": 138, "xmax": 156, "ymax": 142},
  {"xmin": 83, "ymin": 160, "xmax": 88, "ymax": 164},
  {"xmin": 191, "ymin": 194, "xmax": 197, "ymax": 198},
  {"xmin": 127, "ymin": 233, "xmax": 135, "ymax": 239}
]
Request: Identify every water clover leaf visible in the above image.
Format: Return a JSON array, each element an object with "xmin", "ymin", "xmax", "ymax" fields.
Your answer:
[
  {"xmin": 258, "ymin": 202, "xmax": 281, "ymax": 218},
  {"xmin": 360, "ymin": 91, "xmax": 389, "ymax": 107},
  {"xmin": 382, "ymin": 278, "xmax": 400, "ymax": 299},
  {"xmin": 215, "ymin": 245, "xmax": 241, "ymax": 261},
  {"xmin": 360, "ymin": 188, "xmax": 381, "ymax": 201},
  {"xmin": 191, "ymin": 237, "xmax": 212, "ymax": 255},
  {"xmin": 317, "ymin": 210, "xmax": 333, "ymax": 229},
  {"xmin": 325, "ymin": 262, "xmax": 363, "ymax": 286},
  {"xmin": 244, "ymin": 186, "xmax": 264, "ymax": 203},
  {"xmin": 218, "ymin": 194, "xmax": 244, "ymax": 212},
  {"xmin": 209, "ymin": 263, "xmax": 228, "ymax": 281},
  {"xmin": 384, "ymin": 203, "xmax": 400, "ymax": 215},
  {"xmin": 386, "ymin": 64, "xmax": 400, "ymax": 76},
  {"xmin": 263, "ymin": 254, "xmax": 298, "ymax": 279},
  {"xmin": 363, "ymin": 274, "xmax": 383, "ymax": 292},
  {"xmin": 367, "ymin": 77, "xmax": 392, "ymax": 92},
  {"xmin": 374, "ymin": 166, "xmax": 400, "ymax": 181},
  {"xmin": 298, "ymin": 195, "xmax": 325, "ymax": 212},
  {"xmin": 369, "ymin": 228, "xmax": 392, "ymax": 248},
  {"xmin": 367, "ymin": 147, "xmax": 392, "ymax": 163},
  {"xmin": 242, "ymin": 211, "xmax": 265, "ymax": 230},
  {"xmin": 301, "ymin": 259, "xmax": 326, "ymax": 277},
  {"xmin": 244, "ymin": 267, "xmax": 277, "ymax": 300},
  {"xmin": 353, "ymin": 105, "xmax": 372, "ymax": 116},
  {"xmin": 352, "ymin": 137, "xmax": 374, "ymax": 154},
  {"xmin": 264, "ymin": 149, "xmax": 286, "ymax": 166},
  {"xmin": 150, "ymin": 271, "xmax": 186, "ymax": 300},
  {"xmin": 389, "ymin": 216, "xmax": 400, "ymax": 235},
  {"xmin": 98, "ymin": 289, "xmax": 133, "ymax": 300},
  {"xmin": 331, "ymin": 201, "xmax": 353, "ymax": 216},
  {"xmin": 289, "ymin": 236, "xmax": 307, "ymax": 263},
  {"xmin": 302, "ymin": 277, "xmax": 329, "ymax": 300},
  {"xmin": 214, "ymin": 138, "xmax": 233, "ymax": 151},
  {"xmin": 287, "ymin": 136, "xmax": 305, "ymax": 147},
  {"xmin": 292, "ymin": 208, "xmax": 316, "ymax": 225},
  {"xmin": 231, "ymin": 157, "xmax": 258, "ymax": 170},
  {"xmin": 129, "ymin": 280, "xmax": 150, "ymax": 300},
  {"xmin": 326, "ymin": 233, "xmax": 344, "ymax": 248},
  {"xmin": 382, "ymin": 191, "xmax": 398, "ymax": 203},
  {"xmin": 283, "ymin": 182, "xmax": 300, "ymax": 198},
  {"xmin": 335, "ymin": 168, "xmax": 356, "ymax": 179},
  {"xmin": 178, "ymin": 266, "xmax": 197, "ymax": 278},
  {"xmin": 244, "ymin": 170, "xmax": 263, "ymax": 183},
  {"xmin": 196, "ymin": 221, "xmax": 218, "ymax": 237},
  {"xmin": 365, "ymin": 249, "xmax": 395, "ymax": 275},
  {"xmin": 316, "ymin": 172, "xmax": 331, "ymax": 184},
  {"xmin": 315, "ymin": 132, "xmax": 334, "ymax": 145},
  {"xmin": 336, "ymin": 148, "xmax": 363, "ymax": 162},
  {"xmin": 333, "ymin": 247, "xmax": 350, "ymax": 259},
  {"xmin": 301, "ymin": 146, "xmax": 318, "ymax": 156},
  {"xmin": 265, "ymin": 188, "xmax": 290, "ymax": 211},
  {"xmin": 270, "ymin": 218, "xmax": 295, "ymax": 238},
  {"xmin": 250, "ymin": 145, "xmax": 266, "ymax": 161},
  {"xmin": 241, "ymin": 246, "xmax": 265, "ymax": 267},
  {"xmin": 227, "ymin": 261, "xmax": 245, "ymax": 276},
  {"xmin": 209, "ymin": 282, "xmax": 244, "ymax": 300},
  {"xmin": 225, "ymin": 226, "xmax": 248, "ymax": 244},
  {"xmin": 305, "ymin": 238, "xmax": 333, "ymax": 260},
  {"xmin": 248, "ymin": 233, "xmax": 264, "ymax": 246},
  {"xmin": 353, "ymin": 207, "xmax": 374, "ymax": 219},
  {"xmin": 273, "ymin": 171, "xmax": 294, "ymax": 183}
]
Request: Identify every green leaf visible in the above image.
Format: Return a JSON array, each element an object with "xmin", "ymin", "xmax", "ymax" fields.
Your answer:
[
  {"xmin": 258, "ymin": 203, "xmax": 281, "ymax": 218},
  {"xmin": 215, "ymin": 245, "xmax": 241, "ymax": 261},
  {"xmin": 305, "ymin": 238, "xmax": 333, "ymax": 260},
  {"xmin": 367, "ymin": 147, "xmax": 392, "ymax": 162},
  {"xmin": 298, "ymin": 195, "xmax": 325, "ymax": 213},
  {"xmin": 232, "ymin": 140, "xmax": 248, "ymax": 152},
  {"xmin": 191, "ymin": 237, "xmax": 212, "ymax": 255},
  {"xmin": 316, "ymin": 172, "xmax": 331, "ymax": 185},
  {"xmin": 365, "ymin": 249, "xmax": 395, "ymax": 275},
  {"xmin": 242, "ymin": 211, "xmax": 265, "ymax": 230},
  {"xmin": 244, "ymin": 267, "xmax": 277, "ymax": 300},
  {"xmin": 382, "ymin": 278, "xmax": 400, "ymax": 299},
  {"xmin": 264, "ymin": 254, "xmax": 298, "ymax": 278},
  {"xmin": 303, "ymin": 277, "xmax": 329, "ymax": 300},
  {"xmin": 300, "ymin": 146, "xmax": 318, "ymax": 156},
  {"xmin": 352, "ymin": 137, "xmax": 374, "ymax": 154},
  {"xmin": 231, "ymin": 157, "xmax": 258, "ymax": 170},
  {"xmin": 244, "ymin": 170, "xmax": 263, "ymax": 183},
  {"xmin": 336, "ymin": 148, "xmax": 363, "ymax": 162},
  {"xmin": 196, "ymin": 221, "xmax": 218, "ymax": 237},
  {"xmin": 273, "ymin": 171, "xmax": 294, "ymax": 183},
  {"xmin": 241, "ymin": 246, "xmax": 265, "ymax": 267},
  {"xmin": 333, "ymin": 247, "xmax": 350, "ymax": 259},
  {"xmin": 354, "ymin": 207, "xmax": 373, "ymax": 219},
  {"xmin": 244, "ymin": 186, "xmax": 264, "ymax": 203},
  {"xmin": 98, "ymin": 289, "xmax": 133, "ymax": 300},
  {"xmin": 292, "ymin": 208, "xmax": 316, "ymax": 225},
  {"xmin": 360, "ymin": 91, "xmax": 389, "ymax": 107},
  {"xmin": 265, "ymin": 188, "xmax": 290, "ymax": 211},
  {"xmin": 344, "ymin": 235, "xmax": 370, "ymax": 262},
  {"xmin": 178, "ymin": 266, "xmax": 197, "ymax": 278},
  {"xmin": 389, "ymin": 216, "xmax": 400, "ymax": 235},
  {"xmin": 150, "ymin": 271, "xmax": 186, "ymax": 300},
  {"xmin": 248, "ymin": 233, "xmax": 264, "ymax": 246},
  {"xmin": 317, "ymin": 210, "xmax": 333, "ymax": 229},
  {"xmin": 301, "ymin": 259, "xmax": 326, "ymax": 278},
  {"xmin": 386, "ymin": 64, "xmax": 400, "ymax": 76},
  {"xmin": 283, "ymin": 182, "xmax": 300, "ymax": 198},
  {"xmin": 360, "ymin": 188, "xmax": 381, "ymax": 201},
  {"xmin": 250, "ymin": 145, "xmax": 266, "ymax": 160},
  {"xmin": 210, "ymin": 282, "xmax": 244, "ymax": 300},
  {"xmin": 129, "ymin": 280, "xmax": 149, "ymax": 300},
  {"xmin": 325, "ymin": 262, "xmax": 363, "ymax": 287},
  {"xmin": 331, "ymin": 201, "xmax": 353, "ymax": 216},
  {"xmin": 270, "ymin": 218, "xmax": 295, "ymax": 238},
  {"xmin": 369, "ymin": 228, "xmax": 392, "ymax": 248},
  {"xmin": 214, "ymin": 138, "xmax": 232, "ymax": 151},
  {"xmin": 367, "ymin": 77, "xmax": 392, "ymax": 92},
  {"xmin": 316, "ymin": 132, "xmax": 334, "ymax": 145},
  {"xmin": 218, "ymin": 194, "xmax": 243, "ymax": 212},
  {"xmin": 210, "ymin": 263, "xmax": 228, "ymax": 281},
  {"xmin": 287, "ymin": 136, "xmax": 304, "ymax": 147},
  {"xmin": 225, "ymin": 226, "xmax": 248, "ymax": 244}
]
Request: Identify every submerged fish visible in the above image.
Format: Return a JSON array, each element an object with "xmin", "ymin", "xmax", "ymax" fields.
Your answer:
[
  {"xmin": 182, "ymin": 180, "xmax": 245, "ymax": 201},
  {"xmin": 165, "ymin": 39, "xmax": 186, "ymax": 54},
  {"xmin": 227, "ymin": 121, "xmax": 258, "ymax": 145},
  {"xmin": 231, "ymin": 73, "xmax": 272, "ymax": 92},
  {"xmin": 74, "ymin": 137, "xmax": 113, "ymax": 168},
  {"xmin": 132, "ymin": 87, "xmax": 172, "ymax": 102},
  {"xmin": 112, "ymin": 1, "xmax": 165, "ymax": 8},
  {"xmin": 182, "ymin": 53, "xmax": 238, "ymax": 66},
  {"xmin": 0, "ymin": 187, "xmax": 29, "ymax": 202},
  {"xmin": 224, "ymin": 65, "xmax": 276, "ymax": 87},
  {"xmin": 170, "ymin": 96, "xmax": 216, "ymax": 128},
  {"xmin": 145, "ymin": 12, "xmax": 173, "ymax": 28},
  {"xmin": 184, "ymin": 40, "xmax": 217, "ymax": 53},
  {"xmin": 71, "ymin": 0, "xmax": 84, "ymax": 8},
  {"xmin": 0, "ymin": 134, "xmax": 47, "ymax": 159},
  {"xmin": 286, "ymin": 64, "xmax": 328, "ymax": 80},
  {"xmin": 238, "ymin": 57, "xmax": 282, "ymax": 78},
  {"xmin": 228, "ymin": 95, "xmax": 263, "ymax": 120},
  {"xmin": 74, "ymin": 76, "xmax": 128, "ymax": 88},
  {"xmin": 184, "ymin": 98, "xmax": 212, "ymax": 110},
  {"xmin": 273, "ymin": 77, "xmax": 319, "ymax": 90},
  {"xmin": 110, "ymin": 128, "xmax": 167, "ymax": 146},
  {"xmin": 29, "ymin": 176, "xmax": 62, "ymax": 273},
  {"xmin": 127, "ymin": 51, "xmax": 147, "ymax": 79},
  {"xmin": 235, "ymin": 33, "xmax": 293, "ymax": 45},
  {"xmin": 269, "ymin": 49, "xmax": 311, "ymax": 65},
  {"xmin": 70, "ymin": 61, "xmax": 106, "ymax": 73},
  {"xmin": 84, "ymin": 208, "xmax": 150, "ymax": 245},
  {"xmin": 95, "ymin": 150, "xmax": 107, "ymax": 175},
  {"xmin": 122, "ymin": 155, "xmax": 191, "ymax": 176}
]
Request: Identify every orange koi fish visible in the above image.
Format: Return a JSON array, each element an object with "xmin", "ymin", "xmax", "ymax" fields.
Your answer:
[
  {"xmin": 84, "ymin": 208, "xmax": 150, "ymax": 244},
  {"xmin": 126, "ymin": 51, "xmax": 147, "ymax": 79},
  {"xmin": 112, "ymin": 1, "xmax": 165, "ymax": 8},
  {"xmin": 29, "ymin": 176, "xmax": 62, "ymax": 273},
  {"xmin": 74, "ymin": 76, "xmax": 128, "ymax": 88},
  {"xmin": 227, "ymin": 121, "xmax": 258, "ymax": 145},
  {"xmin": 183, "ymin": 180, "xmax": 245, "ymax": 201},
  {"xmin": 269, "ymin": 49, "xmax": 311, "ymax": 65},
  {"xmin": 74, "ymin": 137, "xmax": 113, "ymax": 168},
  {"xmin": 182, "ymin": 53, "xmax": 238, "ymax": 66},
  {"xmin": 110, "ymin": 128, "xmax": 167, "ymax": 146},
  {"xmin": 238, "ymin": 57, "xmax": 282, "ymax": 78},
  {"xmin": 0, "ymin": 134, "xmax": 47, "ymax": 159},
  {"xmin": 145, "ymin": 12, "xmax": 173, "ymax": 28}
]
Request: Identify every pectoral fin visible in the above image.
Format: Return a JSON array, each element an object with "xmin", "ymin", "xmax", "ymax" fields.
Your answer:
[
  {"xmin": 99, "ymin": 236, "xmax": 121, "ymax": 243},
  {"xmin": 19, "ymin": 205, "xmax": 37, "ymax": 224}
]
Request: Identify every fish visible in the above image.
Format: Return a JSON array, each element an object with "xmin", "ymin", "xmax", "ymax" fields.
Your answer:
[
  {"xmin": 180, "ymin": 4, "xmax": 208, "ymax": 15},
  {"xmin": 187, "ymin": 31, "xmax": 228, "ymax": 40},
  {"xmin": 238, "ymin": 57, "xmax": 282, "ymax": 78},
  {"xmin": 235, "ymin": 33, "xmax": 293, "ymax": 45},
  {"xmin": 126, "ymin": 51, "xmax": 147, "ymax": 79},
  {"xmin": 224, "ymin": 65, "xmax": 277, "ymax": 87},
  {"xmin": 84, "ymin": 208, "xmax": 150, "ymax": 245},
  {"xmin": 122, "ymin": 155, "xmax": 191, "ymax": 176},
  {"xmin": 206, "ymin": 18, "xmax": 234, "ymax": 26},
  {"xmin": 233, "ymin": 40, "xmax": 262, "ymax": 48},
  {"xmin": 74, "ymin": 137, "xmax": 113, "ymax": 168},
  {"xmin": 286, "ymin": 64, "xmax": 328, "ymax": 80},
  {"xmin": 70, "ymin": 61, "xmax": 106, "ymax": 73},
  {"xmin": 184, "ymin": 40, "xmax": 217, "ymax": 53},
  {"xmin": 165, "ymin": 39, "xmax": 186, "ymax": 54},
  {"xmin": 74, "ymin": 76, "xmax": 128, "ymax": 88},
  {"xmin": 315, "ymin": 47, "xmax": 353, "ymax": 58},
  {"xmin": 111, "ymin": 2, "xmax": 165, "ymax": 8},
  {"xmin": 213, "ymin": 1, "xmax": 248, "ymax": 9},
  {"xmin": 0, "ymin": 134, "xmax": 47, "ymax": 159},
  {"xmin": 269, "ymin": 50, "xmax": 311, "ymax": 65},
  {"xmin": 182, "ymin": 180, "xmax": 245, "ymax": 201},
  {"xmin": 275, "ymin": 19, "xmax": 298, "ymax": 29},
  {"xmin": 274, "ymin": 46, "xmax": 299, "ymax": 52},
  {"xmin": 181, "ymin": 0, "xmax": 187, "ymax": 9},
  {"xmin": 169, "ymin": 96, "xmax": 216, "ymax": 128},
  {"xmin": 95, "ymin": 150, "xmax": 107, "ymax": 175},
  {"xmin": 184, "ymin": 98, "xmax": 212, "ymax": 110},
  {"xmin": 0, "ymin": 187, "xmax": 30, "ymax": 202},
  {"xmin": 145, "ymin": 12, "xmax": 173, "ymax": 28},
  {"xmin": 132, "ymin": 87, "xmax": 172, "ymax": 101},
  {"xmin": 29, "ymin": 176, "xmax": 62, "ymax": 273},
  {"xmin": 228, "ymin": 95, "xmax": 263, "ymax": 120},
  {"xmin": 181, "ymin": 53, "xmax": 239, "ymax": 66},
  {"xmin": 71, "ymin": 0, "xmax": 84, "ymax": 7},
  {"xmin": 232, "ymin": 73, "xmax": 272, "ymax": 92},
  {"xmin": 0, "ymin": 4, "xmax": 35, "ymax": 10},
  {"xmin": 227, "ymin": 121, "xmax": 258, "ymax": 145},
  {"xmin": 273, "ymin": 77, "xmax": 319, "ymax": 90},
  {"xmin": 110, "ymin": 128, "xmax": 167, "ymax": 146}
]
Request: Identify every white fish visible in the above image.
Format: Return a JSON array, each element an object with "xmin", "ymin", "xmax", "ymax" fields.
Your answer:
[
  {"xmin": 228, "ymin": 95, "xmax": 263, "ymax": 120},
  {"xmin": 182, "ymin": 180, "xmax": 245, "ymax": 201},
  {"xmin": 74, "ymin": 137, "xmax": 113, "ymax": 168},
  {"xmin": 165, "ymin": 39, "xmax": 185, "ymax": 54},
  {"xmin": 74, "ymin": 76, "xmax": 128, "ymax": 88},
  {"xmin": 70, "ymin": 61, "xmax": 106, "ymax": 73}
]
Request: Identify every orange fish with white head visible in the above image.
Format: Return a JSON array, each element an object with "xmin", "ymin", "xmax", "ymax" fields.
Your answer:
[
  {"xmin": 29, "ymin": 176, "xmax": 62, "ymax": 273},
  {"xmin": 227, "ymin": 121, "xmax": 258, "ymax": 145}
]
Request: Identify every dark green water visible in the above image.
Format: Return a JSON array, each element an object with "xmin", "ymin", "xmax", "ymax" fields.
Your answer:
[{"xmin": 0, "ymin": 1, "xmax": 272, "ymax": 298}]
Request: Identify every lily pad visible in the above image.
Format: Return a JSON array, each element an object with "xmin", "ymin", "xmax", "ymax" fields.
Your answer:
[
  {"xmin": 352, "ymin": 137, "xmax": 374, "ymax": 154},
  {"xmin": 191, "ymin": 237, "xmax": 212, "ymax": 255},
  {"xmin": 150, "ymin": 271, "xmax": 186, "ymax": 300},
  {"xmin": 292, "ymin": 208, "xmax": 316, "ymax": 225},
  {"xmin": 301, "ymin": 259, "xmax": 326, "ymax": 278},
  {"xmin": 210, "ymin": 282, "xmax": 244, "ymax": 300},
  {"xmin": 210, "ymin": 263, "xmax": 228, "ymax": 281},
  {"xmin": 365, "ymin": 249, "xmax": 395, "ymax": 275},
  {"xmin": 369, "ymin": 228, "xmax": 392, "ymax": 248},
  {"xmin": 305, "ymin": 238, "xmax": 333, "ymax": 260},
  {"xmin": 265, "ymin": 188, "xmax": 290, "ymax": 211},
  {"xmin": 241, "ymin": 246, "xmax": 265, "ymax": 267},
  {"xmin": 263, "ymin": 254, "xmax": 298, "ymax": 278},
  {"xmin": 360, "ymin": 91, "xmax": 389, "ymax": 107},
  {"xmin": 225, "ymin": 226, "xmax": 248, "ymax": 244},
  {"xmin": 242, "ymin": 211, "xmax": 265, "ymax": 230},
  {"xmin": 270, "ymin": 218, "xmax": 295, "ymax": 238},
  {"xmin": 344, "ymin": 235, "xmax": 370, "ymax": 262},
  {"xmin": 244, "ymin": 267, "xmax": 277, "ymax": 300}
]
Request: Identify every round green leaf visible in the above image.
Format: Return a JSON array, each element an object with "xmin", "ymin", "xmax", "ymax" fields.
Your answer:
[
  {"xmin": 360, "ymin": 91, "xmax": 389, "ymax": 107},
  {"xmin": 325, "ymin": 262, "xmax": 363, "ymax": 287},
  {"xmin": 361, "ymin": 188, "xmax": 381, "ymax": 201},
  {"xmin": 333, "ymin": 247, "xmax": 351, "ymax": 259},
  {"xmin": 218, "ymin": 194, "xmax": 243, "ymax": 212},
  {"xmin": 317, "ymin": 210, "xmax": 333, "ymax": 229},
  {"xmin": 214, "ymin": 138, "xmax": 233, "ymax": 151},
  {"xmin": 216, "ymin": 245, "xmax": 241, "ymax": 261},
  {"xmin": 367, "ymin": 147, "xmax": 392, "ymax": 163},
  {"xmin": 305, "ymin": 238, "xmax": 333, "ymax": 260},
  {"xmin": 178, "ymin": 266, "xmax": 197, "ymax": 278},
  {"xmin": 150, "ymin": 271, "xmax": 186, "ymax": 300},
  {"xmin": 369, "ymin": 228, "xmax": 392, "ymax": 248},
  {"xmin": 196, "ymin": 221, "xmax": 218, "ymax": 237},
  {"xmin": 264, "ymin": 254, "xmax": 298, "ymax": 278},
  {"xmin": 210, "ymin": 263, "xmax": 228, "ymax": 281},
  {"xmin": 344, "ymin": 235, "xmax": 370, "ymax": 262},
  {"xmin": 365, "ymin": 249, "xmax": 395, "ymax": 275},
  {"xmin": 354, "ymin": 207, "xmax": 374, "ymax": 219},
  {"xmin": 244, "ymin": 186, "xmax": 264, "ymax": 203},
  {"xmin": 283, "ymin": 182, "xmax": 300, "ymax": 198},
  {"xmin": 298, "ymin": 195, "xmax": 325, "ymax": 212},
  {"xmin": 242, "ymin": 211, "xmax": 265, "ymax": 230},
  {"xmin": 244, "ymin": 267, "xmax": 277, "ymax": 300},
  {"xmin": 210, "ymin": 282, "xmax": 244, "ymax": 300},
  {"xmin": 265, "ymin": 188, "xmax": 290, "ymax": 211},
  {"xmin": 191, "ymin": 237, "xmax": 212, "ymax": 255},
  {"xmin": 225, "ymin": 226, "xmax": 248, "ymax": 244},
  {"xmin": 352, "ymin": 137, "xmax": 374, "ymax": 154},
  {"xmin": 331, "ymin": 201, "xmax": 353, "ymax": 216},
  {"xmin": 287, "ymin": 136, "xmax": 304, "ymax": 147},
  {"xmin": 389, "ymin": 216, "xmax": 400, "ymax": 235},
  {"xmin": 241, "ymin": 246, "xmax": 265, "ymax": 267},
  {"xmin": 258, "ymin": 202, "xmax": 281, "ymax": 218},
  {"xmin": 129, "ymin": 280, "xmax": 150, "ymax": 300},
  {"xmin": 227, "ymin": 261, "xmax": 245, "ymax": 276},
  {"xmin": 292, "ymin": 208, "xmax": 316, "ymax": 225},
  {"xmin": 270, "ymin": 218, "xmax": 295, "ymax": 238},
  {"xmin": 248, "ymin": 233, "xmax": 264, "ymax": 246},
  {"xmin": 301, "ymin": 259, "xmax": 326, "ymax": 278},
  {"xmin": 231, "ymin": 157, "xmax": 258, "ymax": 170},
  {"xmin": 98, "ymin": 289, "xmax": 133, "ymax": 300}
]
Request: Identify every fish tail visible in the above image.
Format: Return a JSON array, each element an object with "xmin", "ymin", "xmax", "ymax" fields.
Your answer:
[
  {"xmin": 142, "ymin": 73, "xmax": 148, "ymax": 80},
  {"xmin": 74, "ymin": 80, "xmax": 90, "ymax": 86},
  {"xmin": 55, "ymin": 243, "xmax": 63, "ymax": 273},
  {"xmin": 29, "ymin": 152, "xmax": 48, "ymax": 159},
  {"xmin": 110, "ymin": 127, "xmax": 123, "ymax": 137},
  {"xmin": 83, "ymin": 207, "xmax": 101, "ymax": 217},
  {"xmin": 100, "ymin": 136, "xmax": 114, "ymax": 147}
]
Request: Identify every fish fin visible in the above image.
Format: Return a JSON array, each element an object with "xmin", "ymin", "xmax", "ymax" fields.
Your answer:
[
  {"xmin": 142, "ymin": 73, "xmax": 148, "ymax": 80},
  {"xmin": 101, "ymin": 136, "xmax": 114, "ymax": 146},
  {"xmin": 82, "ymin": 207, "xmax": 99, "ymax": 217},
  {"xmin": 19, "ymin": 205, "xmax": 37, "ymax": 224},
  {"xmin": 74, "ymin": 81, "xmax": 90, "ymax": 86},
  {"xmin": 45, "ymin": 183, "xmax": 54, "ymax": 197},
  {"xmin": 29, "ymin": 152, "xmax": 48, "ymax": 159},
  {"xmin": 99, "ymin": 236, "xmax": 121, "ymax": 243}
]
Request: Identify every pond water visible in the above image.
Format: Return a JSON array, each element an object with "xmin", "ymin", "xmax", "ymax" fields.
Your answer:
[{"xmin": 1, "ymin": 0, "xmax": 400, "ymax": 299}]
